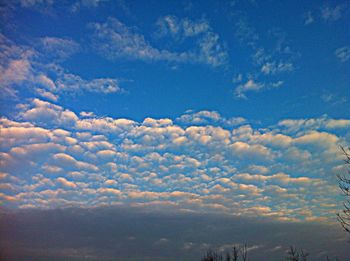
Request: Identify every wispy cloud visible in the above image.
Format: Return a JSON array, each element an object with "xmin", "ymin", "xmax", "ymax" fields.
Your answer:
[
  {"xmin": 89, "ymin": 16, "xmax": 228, "ymax": 67},
  {"xmin": 39, "ymin": 36, "xmax": 80, "ymax": 60},
  {"xmin": 233, "ymin": 78, "xmax": 283, "ymax": 99},
  {"xmin": 232, "ymin": 18, "xmax": 297, "ymax": 99},
  {"xmin": 321, "ymin": 92, "xmax": 348, "ymax": 106},
  {"xmin": 89, "ymin": 17, "xmax": 184, "ymax": 62},
  {"xmin": 335, "ymin": 46, "xmax": 350, "ymax": 62},
  {"xmin": 320, "ymin": 3, "xmax": 348, "ymax": 22},
  {"xmin": 304, "ymin": 11, "xmax": 314, "ymax": 25}
]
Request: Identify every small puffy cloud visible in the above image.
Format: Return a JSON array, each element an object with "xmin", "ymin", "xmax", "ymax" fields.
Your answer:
[
  {"xmin": 294, "ymin": 131, "xmax": 338, "ymax": 148},
  {"xmin": 52, "ymin": 153, "xmax": 98, "ymax": 172},
  {"xmin": 234, "ymin": 79, "xmax": 264, "ymax": 99},
  {"xmin": 177, "ymin": 110, "xmax": 246, "ymax": 127},
  {"xmin": 142, "ymin": 118, "xmax": 173, "ymax": 127},
  {"xmin": 20, "ymin": 98, "xmax": 79, "ymax": 127},
  {"xmin": 56, "ymin": 177, "xmax": 77, "ymax": 188},
  {"xmin": 98, "ymin": 187, "xmax": 122, "ymax": 195},
  {"xmin": 80, "ymin": 111, "xmax": 95, "ymax": 117},
  {"xmin": 230, "ymin": 141, "xmax": 272, "ymax": 160}
]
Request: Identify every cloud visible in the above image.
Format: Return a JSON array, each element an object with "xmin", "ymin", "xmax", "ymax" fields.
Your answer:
[
  {"xmin": 56, "ymin": 177, "xmax": 77, "ymax": 188},
  {"xmin": 293, "ymin": 131, "xmax": 339, "ymax": 148},
  {"xmin": 89, "ymin": 16, "xmax": 228, "ymax": 67},
  {"xmin": 157, "ymin": 15, "xmax": 228, "ymax": 67},
  {"xmin": 176, "ymin": 110, "xmax": 246, "ymax": 127},
  {"xmin": 304, "ymin": 11, "xmax": 314, "ymax": 25},
  {"xmin": 261, "ymin": 62, "xmax": 294, "ymax": 75},
  {"xmin": 278, "ymin": 116, "xmax": 350, "ymax": 132},
  {"xmin": 335, "ymin": 46, "xmax": 350, "ymax": 62},
  {"xmin": 321, "ymin": 92, "xmax": 348, "ymax": 106},
  {"xmin": 234, "ymin": 79, "xmax": 264, "ymax": 99},
  {"xmin": 19, "ymin": 0, "xmax": 53, "ymax": 7},
  {"xmin": 56, "ymin": 73, "xmax": 123, "ymax": 94},
  {"xmin": 230, "ymin": 141, "xmax": 272, "ymax": 160},
  {"xmin": 1, "ymin": 99, "xmax": 349, "ymax": 222},
  {"xmin": 156, "ymin": 15, "xmax": 210, "ymax": 38},
  {"xmin": 39, "ymin": 37, "xmax": 80, "ymax": 60},
  {"xmin": 89, "ymin": 17, "xmax": 187, "ymax": 62},
  {"xmin": 52, "ymin": 153, "xmax": 99, "ymax": 172},
  {"xmin": 320, "ymin": 4, "xmax": 348, "ymax": 22},
  {"xmin": 20, "ymin": 98, "xmax": 79, "ymax": 127},
  {"xmin": 0, "ymin": 34, "xmax": 124, "ymax": 100},
  {"xmin": 232, "ymin": 20, "xmax": 297, "ymax": 98}
]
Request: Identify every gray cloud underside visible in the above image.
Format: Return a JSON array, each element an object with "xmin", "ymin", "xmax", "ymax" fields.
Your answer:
[{"xmin": 0, "ymin": 207, "xmax": 348, "ymax": 261}]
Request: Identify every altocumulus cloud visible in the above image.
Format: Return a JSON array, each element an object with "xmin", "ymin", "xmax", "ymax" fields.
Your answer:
[
  {"xmin": 89, "ymin": 16, "xmax": 228, "ymax": 67},
  {"xmin": 0, "ymin": 34, "xmax": 124, "ymax": 102},
  {"xmin": 0, "ymin": 98, "xmax": 349, "ymax": 223}
]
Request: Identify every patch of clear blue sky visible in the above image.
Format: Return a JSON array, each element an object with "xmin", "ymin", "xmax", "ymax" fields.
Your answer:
[{"xmin": 3, "ymin": 0, "xmax": 349, "ymax": 125}]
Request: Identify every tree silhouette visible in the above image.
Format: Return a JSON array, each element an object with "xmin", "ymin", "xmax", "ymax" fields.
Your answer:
[
  {"xmin": 337, "ymin": 146, "xmax": 350, "ymax": 234},
  {"xmin": 201, "ymin": 245, "xmax": 248, "ymax": 261},
  {"xmin": 285, "ymin": 246, "xmax": 309, "ymax": 261}
]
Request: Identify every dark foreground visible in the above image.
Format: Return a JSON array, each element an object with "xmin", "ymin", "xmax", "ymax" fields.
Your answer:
[{"xmin": 0, "ymin": 207, "xmax": 348, "ymax": 261}]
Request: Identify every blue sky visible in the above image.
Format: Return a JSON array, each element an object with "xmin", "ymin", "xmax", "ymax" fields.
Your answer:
[{"xmin": 0, "ymin": 0, "xmax": 350, "ymax": 259}]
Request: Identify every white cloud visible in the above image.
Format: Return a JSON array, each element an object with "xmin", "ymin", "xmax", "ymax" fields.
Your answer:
[
  {"xmin": 278, "ymin": 116, "xmax": 350, "ymax": 132},
  {"xmin": 261, "ymin": 62, "xmax": 294, "ymax": 75},
  {"xmin": 0, "ymin": 34, "xmax": 124, "ymax": 100},
  {"xmin": 35, "ymin": 88, "xmax": 59, "ymax": 101},
  {"xmin": 230, "ymin": 141, "xmax": 272, "ymax": 160},
  {"xmin": 1, "ymin": 100, "xmax": 349, "ymax": 221},
  {"xmin": 233, "ymin": 21, "xmax": 297, "ymax": 99},
  {"xmin": 293, "ymin": 131, "xmax": 339, "ymax": 148},
  {"xmin": 20, "ymin": 98, "xmax": 79, "ymax": 127},
  {"xmin": 234, "ymin": 79, "xmax": 264, "ymax": 99},
  {"xmin": 156, "ymin": 15, "xmax": 210, "ymax": 38},
  {"xmin": 0, "ymin": 59, "xmax": 33, "ymax": 96},
  {"xmin": 176, "ymin": 110, "xmax": 246, "ymax": 127},
  {"xmin": 56, "ymin": 73, "xmax": 123, "ymax": 94},
  {"xmin": 56, "ymin": 177, "xmax": 77, "ymax": 188},
  {"xmin": 90, "ymin": 16, "xmax": 228, "ymax": 67},
  {"xmin": 89, "ymin": 17, "xmax": 185, "ymax": 62}
]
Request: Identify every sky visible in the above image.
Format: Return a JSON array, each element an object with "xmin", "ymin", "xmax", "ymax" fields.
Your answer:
[{"xmin": 0, "ymin": 0, "xmax": 350, "ymax": 260}]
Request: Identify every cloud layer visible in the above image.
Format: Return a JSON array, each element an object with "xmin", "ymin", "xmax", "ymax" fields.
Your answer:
[{"xmin": 1, "ymin": 98, "xmax": 349, "ymax": 223}]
